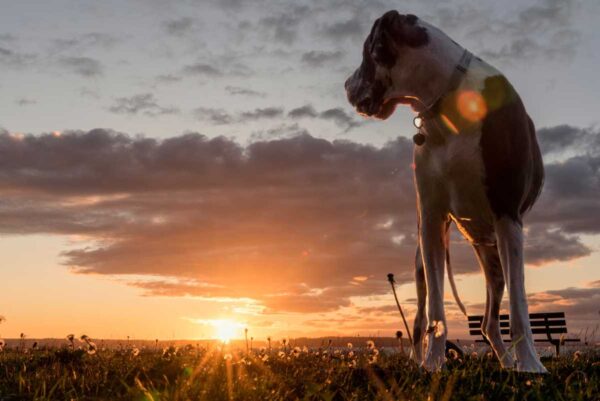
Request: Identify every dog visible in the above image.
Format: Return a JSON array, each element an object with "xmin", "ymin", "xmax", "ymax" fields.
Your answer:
[{"xmin": 345, "ymin": 11, "xmax": 546, "ymax": 373}]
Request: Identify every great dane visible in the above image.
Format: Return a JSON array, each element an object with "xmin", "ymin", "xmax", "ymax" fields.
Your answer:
[{"xmin": 345, "ymin": 11, "xmax": 546, "ymax": 373}]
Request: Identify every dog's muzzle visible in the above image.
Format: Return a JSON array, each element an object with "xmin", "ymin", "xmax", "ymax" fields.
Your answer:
[{"xmin": 345, "ymin": 72, "xmax": 386, "ymax": 116}]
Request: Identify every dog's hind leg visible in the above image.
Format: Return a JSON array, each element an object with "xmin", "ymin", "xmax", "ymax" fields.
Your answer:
[
  {"xmin": 412, "ymin": 244, "xmax": 427, "ymax": 363},
  {"xmin": 473, "ymin": 243, "xmax": 515, "ymax": 368},
  {"xmin": 494, "ymin": 216, "xmax": 547, "ymax": 373}
]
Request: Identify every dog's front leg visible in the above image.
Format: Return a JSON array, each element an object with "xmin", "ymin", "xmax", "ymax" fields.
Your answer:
[
  {"xmin": 418, "ymin": 209, "xmax": 448, "ymax": 371},
  {"xmin": 494, "ymin": 216, "xmax": 547, "ymax": 373},
  {"xmin": 412, "ymin": 244, "xmax": 427, "ymax": 364}
]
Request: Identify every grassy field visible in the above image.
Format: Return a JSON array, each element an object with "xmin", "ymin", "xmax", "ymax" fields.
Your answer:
[{"xmin": 0, "ymin": 342, "xmax": 598, "ymax": 401}]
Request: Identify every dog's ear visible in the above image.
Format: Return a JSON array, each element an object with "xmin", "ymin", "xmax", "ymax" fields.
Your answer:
[{"xmin": 382, "ymin": 11, "xmax": 429, "ymax": 48}]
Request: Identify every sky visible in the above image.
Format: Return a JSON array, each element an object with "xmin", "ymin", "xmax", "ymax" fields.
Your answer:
[{"xmin": 0, "ymin": 0, "xmax": 599, "ymax": 342}]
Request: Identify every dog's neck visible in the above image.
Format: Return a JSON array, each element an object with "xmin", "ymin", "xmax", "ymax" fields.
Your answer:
[{"xmin": 404, "ymin": 20, "xmax": 467, "ymax": 112}]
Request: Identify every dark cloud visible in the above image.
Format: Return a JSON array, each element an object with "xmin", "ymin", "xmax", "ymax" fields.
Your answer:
[
  {"xmin": 320, "ymin": 108, "xmax": 360, "ymax": 130},
  {"xmin": 53, "ymin": 33, "xmax": 120, "ymax": 52},
  {"xmin": 193, "ymin": 107, "xmax": 234, "ymax": 125},
  {"xmin": 259, "ymin": 6, "xmax": 310, "ymax": 44},
  {"xmin": 321, "ymin": 17, "xmax": 364, "ymax": 41},
  {"xmin": 288, "ymin": 104, "xmax": 361, "ymax": 130},
  {"xmin": 193, "ymin": 107, "xmax": 283, "ymax": 125},
  {"xmin": 0, "ymin": 33, "xmax": 16, "ymax": 42},
  {"xmin": 249, "ymin": 123, "xmax": 310, "ymax": 141},
  {"xmin": 225, "ymin": 86, "xmax": 266, "ymax": 97},
  {"xmin": 301, "ymin": 50, "xmax": 344, "ymax": 67},
  {"xmin": 182, "ymin": 63, "xmax": 222, "ymax": 77},
  {"xmin": 537, "ymin": 125, "xmax": 599, "ymax": 156},
  {"xmin": 0, "ymin": 46, "xmax": 36, "ymax": 68},
  {"xmin": 524, "ymin": 226, "xmax": 591, "ymax": 265},
  {"xmin": 0, "ymin": 125, "xmax": 596, "ymax": 314},
  {"xmin": 155, "ymin": 74, "xmax": 183, "ymax": 84},
  {"xmin": 108, "ymin": 93, "xmax": 179, "ymax": 117},
  {"xmin": 15, "ymin": 98, "xmax": 37, "ymax": 106},
  {"xmin": 163, "ymin": 17, "xmax": 195, "ymax": 36},
  {"xmin": 239, "ymin": 107, "xmax": 283, "ymax": 120},
  {"xmin": 288, "ymin": 105, "xmax": 318, "ymax": 119},
  {"xmin": 59, "ymin": 56, "xmax": 103, "ymax": 77}
]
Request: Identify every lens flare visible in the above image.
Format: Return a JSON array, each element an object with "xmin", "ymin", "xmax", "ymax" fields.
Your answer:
[{"xmin": 457, "ymin": 90, "xmax": 487, "ymax": 122}]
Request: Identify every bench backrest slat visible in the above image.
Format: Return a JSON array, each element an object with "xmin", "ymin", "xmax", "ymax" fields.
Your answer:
[
  {"xmin": 469, "ymin": 327, "xmax": 567, "ymax": 336},
  {"xmin": 468, "ymin": 312, "xmax": 565, "ymax": 322},
  {"xmin": 468, "ymin": 319, "xmax": 566, "ymax": 329}
]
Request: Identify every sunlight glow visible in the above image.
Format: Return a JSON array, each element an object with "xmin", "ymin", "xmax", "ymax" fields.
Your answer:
[{"xmin": 211, "ymin": 319, "xmax": 244, "ymax": 343}]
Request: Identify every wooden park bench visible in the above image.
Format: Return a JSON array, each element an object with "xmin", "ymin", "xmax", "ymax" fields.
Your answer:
[{"xmin": 468, "ymin": 312, "xmax": 580, "ymax": 355}]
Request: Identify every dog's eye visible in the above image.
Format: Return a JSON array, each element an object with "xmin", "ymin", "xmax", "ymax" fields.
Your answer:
[{"xmin": 371, "ymin": 44, "xmax": 395, "ymax": 67}]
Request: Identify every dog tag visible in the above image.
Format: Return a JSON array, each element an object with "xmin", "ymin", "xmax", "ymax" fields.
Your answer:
[
  {"xmin": 413, "ymin": 132, "xmax": 426, "ymax": 146},
  {"xmin": 413, "ymin": 116, "xmax": 423, "ymax": 129}
]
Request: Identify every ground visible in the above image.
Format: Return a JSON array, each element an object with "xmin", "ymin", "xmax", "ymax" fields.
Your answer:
[{"xmin": 0, "ymin": 344, "xmax": 598, "ymax": 400}]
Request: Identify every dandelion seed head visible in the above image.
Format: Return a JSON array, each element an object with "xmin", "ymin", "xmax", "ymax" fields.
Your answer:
[{"xmin": 448, "ymin": 348, "xmax": 459, "ymax": 360}]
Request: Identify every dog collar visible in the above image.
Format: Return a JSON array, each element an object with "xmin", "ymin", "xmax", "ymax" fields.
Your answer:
[
  {"xmin": 413, "ymin": 49, "xmax": 473, "ymax": 146},
  {"xmin": 422, "ymin": 49, "xmax": 473, "ymax": 117}
]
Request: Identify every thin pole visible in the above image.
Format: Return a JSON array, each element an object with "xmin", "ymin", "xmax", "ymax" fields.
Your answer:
[{"xmin": 387, "ymin": 273, "xmax": 417, "ymax": 358}]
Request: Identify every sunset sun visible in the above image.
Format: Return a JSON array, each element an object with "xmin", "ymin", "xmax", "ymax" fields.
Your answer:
[{"xmin": 211, "ymin": 319, "xmax": 243, "ymax": 343}]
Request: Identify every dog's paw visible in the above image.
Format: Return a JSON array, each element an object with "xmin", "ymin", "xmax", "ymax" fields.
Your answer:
[
  {"xmin": 498, "ymin": 352, "xmax": 516, "ymax": 369},
  {"xmin": 421, "ymin": 333, "xmax": 446, "ymax": 371}
]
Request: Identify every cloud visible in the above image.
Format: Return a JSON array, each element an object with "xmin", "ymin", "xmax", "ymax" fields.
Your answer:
[
  {"xmin": 163, "ymin": 17, "xmax": 196, "ymax": 36},
  {"xmin": 59, "ymin": 56, "xmax": 103, "ymax": 77},
  {"xmin": 53, "ymin": 33, "xmax": 120, "ymax": 52},
  {"xmin": 453, "ymin": 0, "xmax": 580, "ymax": 63},
  {"xmin": 108, "ymin": 93, "xmax": 179, "ymax": 116},
  {"xmin": 239, "ymin": 107, "xmax": 283, "ymax": 120},
  {"xmin": 321, "ymin": 17, "xmax": 364, "ymax": 41},
  {"xmin": 537, "ymin": 125, "xmax": 598, "ymax": 157},
  {"xmin": 288, "ymin": 105, "xmax": 318, "ymax": 119},
  {"xmin": 0, "ymin": 46, "xmax": 36, "ymax": 68},
  {"xmin": 193, "ymin": 107, "xmax": 234, "ymax": 125},
  {"xmin": 288, "ymin": 104, "xmax": 361, "ymax": 130},
  {"xmin": 15, "ymin": 98, "xmax": 37, "ymax": 106},
  {"xmin": 225, "ymin": 86, "xmax": 266, "ymax": 97},
  {"xmin": 301, "ymin": 50, "xmax": 344, "ymax": 67},
  {"xmin": 524, "ymin": 226, "xmax": 591, "ymax": 266},
  {"xmin": 525, "ymin": 281, "xmax": 600, "ymax": 332},
  {"xmin": 194, "ymin": 107, "xmax": 283, "ymax": 125},
  {"xmin": 155, "ymin": 74, "xmax": 182, "ymax": 84},
  {"xmin": 259, "ymin": 6, "xmax": 310, "ymax": 44},
  {"xmin": 0, "ymin": 125, "xmax": 596, "ymax": 315},
  {"xmin": 182, "ymin": 63, "xmax": 222, "ymax": 77},
  {"xmin": 319, "ymin": 108, "xmax": 360, "ymax": 130}
]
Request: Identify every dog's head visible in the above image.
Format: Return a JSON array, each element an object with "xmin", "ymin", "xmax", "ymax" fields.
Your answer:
[{"xmin": 344, "ymin": 11, "xmax": 431, "ymax": 119}]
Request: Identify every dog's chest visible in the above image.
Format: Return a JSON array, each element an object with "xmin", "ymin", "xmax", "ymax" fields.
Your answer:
[{"xmin": 415, "ymin": 127, "xmax": 496, "ymax": 243}]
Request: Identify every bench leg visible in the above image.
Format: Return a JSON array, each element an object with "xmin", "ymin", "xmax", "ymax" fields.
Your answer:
[
  {"xmin": 495, "ymin": 217, "xmax": 547, "ymax": 373},
  {"xmin": 473, "ymin": 244, "xmax": 515, "ymax": 368}
]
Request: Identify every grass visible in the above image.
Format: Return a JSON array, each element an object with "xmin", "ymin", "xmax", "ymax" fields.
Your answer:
[{"xmin": 0, "ymin": 343, "xmax": 598, "ymax": 401}]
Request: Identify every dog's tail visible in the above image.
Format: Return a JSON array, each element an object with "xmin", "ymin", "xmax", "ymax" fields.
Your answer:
[{"xmin": 446, "ymin": 247, "xmax": 467, "ymax": 316}]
